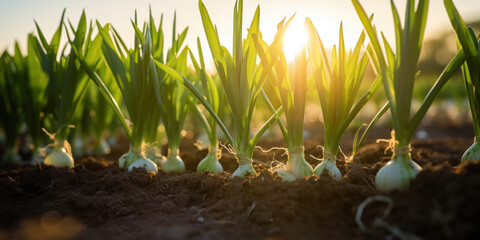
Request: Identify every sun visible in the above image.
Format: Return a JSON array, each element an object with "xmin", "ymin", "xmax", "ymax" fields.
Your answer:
[{"xmin": 283, "ymin": 18, "xmax": 307, "ymax": 62}]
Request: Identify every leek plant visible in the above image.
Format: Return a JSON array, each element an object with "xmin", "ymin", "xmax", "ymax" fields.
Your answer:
[
  {"xmin": 34, "ymin": 10, "xmax": 102, "ymax": 168},
  {"xmin": 151, "ymin": 12, "xmax": 192, "ymax": 173},
  {"xmin": 0, "ymin": 52, "xmax": 23, "ymax": 163},
  {"xmin": 136, "ymin": 10, "xmax": 166, "ymax": 167},
  {"xmin": 189, "ymin": 38, "xmax": 224, "ymax": 173},
  {"xmin": 155, "ymin": 0, "xmax": 283, "ymax": 177},
  {"xmin": 76, "ymin": 11, "xmax": 191, "ymax": 173},
  {"xmin": 305, "ymin": 19, "xmax": 382, "ymax": 180},
  {"xmin": 255, "ymin": 17, "xmax": 313, "ymax": 181},
  {"xmin": 0, "ymin": 37, "xmax": 49, "ymax": 163},
  {"xmin": 353, "ymin": 0, "xmax": 466, "ymax": 191},
  {"xmin": 73, "ymin": 18, "xmax": 160, "ymax": 173},
  {"xmin": 20, "ymin": 37, "xmax": 51, "ymax": 160},
  {"xmin": 444, "ymin": 0, "xmax": 480, "ymax": 164},
  {"xmin": 81, "ymin": 62, "xmax": 119, "ymax": 156}
]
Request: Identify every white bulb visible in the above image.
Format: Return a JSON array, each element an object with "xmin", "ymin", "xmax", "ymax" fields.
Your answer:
[
  {"xmin": 128, "ymin": 158, "xmax": 158, "ymax": 173},
  {"xmin": 375, "ymin": 155, "xmax": 421, "ymax": 192},
  {"xmin": 314, "ymin": 160, "xmax": 342, "ymax": 180},
  {"xmin": 197, "ymin": 151, "xmax": 223, "ymax": 174},
  {"xmin": 44, "ymin": 148, "xmax": 74, "ymax": 168},
  {"xmin": 162, "ymin": 154, "xmax": 185, "ymax": 173},
  {"xmin": 461, "ymin": 141, "xmax": 480, "ymax": 164}
]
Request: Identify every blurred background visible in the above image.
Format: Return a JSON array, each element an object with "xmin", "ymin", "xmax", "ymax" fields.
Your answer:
[
  {"xmin": 1, "ymin": 0, "xmax": 480, "ymax": 160},
  {"xmin": 1, "ymin": 0, "xmax": 480, "ymax": 70},
  {"xmin": 2, "ymin": 0, "xmax": 480, "ymax": 116}
]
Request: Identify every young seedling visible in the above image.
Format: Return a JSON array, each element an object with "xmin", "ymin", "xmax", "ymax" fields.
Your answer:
[
  {"xmin": 73, "ymin": 18, "xmax": 160, "ymax": 173},
  {"xmin": 155, "ymin": 0, "xmax": 284, "ymax": 177},
  {"xmin": 150, "ymin": 12, "xmax": 192, "ymax": 173},
  {"xmin": 444, "ymin": 0, "xmax": 480, "ymax": 164},
  {"xmin": 78, "ymin": 60, "xmax": 119, "ymax": 156},
  {"xmin": 1, "ymin": 38, "xmax": 50, "ymax": 163},
  {"xmin": 0, "ymin": 51, "xmax": 23, "ymax": 163},
  {"xmin": 255, "ymin": 16, "xmax": 314, "ymax": 181},
  {"xmin": 353, "ymin": 0, "xmax": 466, "ymax": 191},
  {"xmin": 305, "ymin": 19, "xmax": 382, "ymax": 180},
  {"xmin": 33, "ymin": 10, "xmax": 102, "ymax": 168},
  {"xmin": 189, "ymin": 38, "xmax": 224, "ymax": 174},
  {"xmin": 75, "ymin": 11, "xmax": 192, "ymax": 173}
]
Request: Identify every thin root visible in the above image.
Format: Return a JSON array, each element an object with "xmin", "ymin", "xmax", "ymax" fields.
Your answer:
[{"xmin": 356, "ymin": 195, "xmax": 422, "ymax": 240}]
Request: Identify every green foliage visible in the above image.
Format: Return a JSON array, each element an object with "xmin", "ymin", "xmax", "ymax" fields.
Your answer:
[
  {"xmin": 444, "ymin": 0, "xmax": 480, "ymax": 136},
  {"xmin": 189, "ymin": 38, "xmax": 221, "ymax": 149},
  {"xmin": 189, "ymin": 38, "xmax": 225, "ymax": 173},
  {"xmin": 75, "ymin": 9, "xmax": 192, "ymax": 172},
  {"xmin": 444, "ymin": 0, "xmax": 480, "ymax": 164},
  {"xmin": 257, "ymin": 15, "xmax": 304, "ymax": 149},
  {"xmin": 73, "ymin": 12, "xmax": 162, "ymax": 170},
  {"xmin": 150, "ymin": 12, "xmax": 191, "ymax": 154},
  {"xmin": 156, "ymin": 0, "xmax": 283, "ymax": 177},
  {"xmin": 353, "ymin": 0, "xmax": 465, "ymax": 191},
  {"xmin": 21, "ymin": 37, "xmax": 50, "ymax": 148},
  {"xmin": 306, "ymin": 19, "xmax": 381, "ymax": 156},
  {"xmin": 198, "ymin": 0, "xmax": 278, "ymax": 160},
  {"xmin": 82, "ymin": 19, "xmax": 160, "ymax": 151},
  {"xmin": 255, "ymin": 15, "xmax": 314, "ymax": 180},
  {"xmin": 76, "ymin": 59, "xmax": 119, "ymax": 156},
  {"xmin": 0, "ymin": 51, "xmax": 23, "ymax": 162},
  {"xmin": 149, "ymin": 12, "xmax": 192, "ymax": 172},
  {"xmin": 34, "ymin": 10, "xmax": 103, "ymax": 143},
  {"xmin": 352, "ymin": 0, "xmax": 464, "ymax": 147},
  {"xmin": 0, "ymin": 37, "xmax": 50, "ymax": 162}
]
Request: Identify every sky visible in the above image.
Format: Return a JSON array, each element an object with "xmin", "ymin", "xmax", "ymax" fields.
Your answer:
[{"xmin": 1, "ymin": 0, "xmax": 480, "ymax": 69}]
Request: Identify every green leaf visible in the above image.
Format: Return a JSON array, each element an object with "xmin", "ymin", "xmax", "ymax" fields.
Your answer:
[
  {"xmin": 49, "ymin": 8, "xmax": 66, "ymax": 56},
  {"xmin": 198, "ymin": 0, "xmax": 224, "ymax": 62},
  {"xmin": 153, "ymin": 59, "xmax": 234, "ymax": 145},
  {"xmin": 131, "ymin": 20, "xmax": 145, "ymax": 45}
]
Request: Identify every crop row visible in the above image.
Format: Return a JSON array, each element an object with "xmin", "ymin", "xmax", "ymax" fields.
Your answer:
[{"xmin": 1, "ymin": 0, "xmax": 478, "ymax": 192}]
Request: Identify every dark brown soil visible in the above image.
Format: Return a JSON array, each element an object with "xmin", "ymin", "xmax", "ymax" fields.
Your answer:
[{"xmin": 0, "ymin": 119, "xmax": 479, "ymax": 240}]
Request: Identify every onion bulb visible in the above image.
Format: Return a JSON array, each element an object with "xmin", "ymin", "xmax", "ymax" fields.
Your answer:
[
  {"xmin": 461, "ymin": 141, "xmax": 480, "ymax": 164},
  {"xmin": 145, "ymin": 146, "xmax": 166, "ymax": 166},
  {"xmin": 161, "ymin": 148, "xmax": 185, "ymax": 173},
  {"xmin": 119, "ymin": 147, "xmax": 158, "ymax": 173},
  {"xmin": 375, "ymin": 152, "xmax": 421, "ymax": 192},
  {"xmin": 44, "ymin": 147, "xmax": 74, "ymax": 168},
  {"xmin": 276, "ymin": 147, "xmax": 313, "ymax": 182},
  {"xmin": 197, "ymin": 147, "xmax": 223, "ymax": 173},
  {"xmin": 128, "ymin": 158, "xmax": 158, "ymax": 173},
  {"xmin": 313, "ymin": 151, "xmax": 341, "ymax": 180},
  {"xmin": 232, "ymin": 153, "xmax": 256, "ymax": 177}
]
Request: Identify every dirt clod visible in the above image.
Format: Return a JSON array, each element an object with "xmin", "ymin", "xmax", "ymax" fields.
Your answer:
[{"xmin": 0, "ymin": 127, "xmax": 479, "ymax": 239}]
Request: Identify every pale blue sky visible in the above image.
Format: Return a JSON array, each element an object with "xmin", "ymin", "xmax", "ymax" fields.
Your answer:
[{"xmin": 1, "ymin": 0, "xmax": 479, "ymax": 68}]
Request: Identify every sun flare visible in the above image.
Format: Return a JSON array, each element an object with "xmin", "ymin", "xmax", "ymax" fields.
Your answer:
[{"xmin": 283, "ymin": 18, "xmax": 307, "ymax": 62}]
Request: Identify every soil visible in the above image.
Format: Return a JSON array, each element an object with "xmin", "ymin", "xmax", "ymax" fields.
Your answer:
[{"xmin": 0, "ymin": 115, "xmax": 479, "ymax": 240}]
